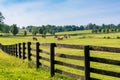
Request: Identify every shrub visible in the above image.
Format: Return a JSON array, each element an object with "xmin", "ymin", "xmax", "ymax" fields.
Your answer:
[
  {"xmin": 107, "ymin": 36, "xmax": 111, "ymax": 39},
  {"xmin": 24, "ymin": 31, "xmax": 27, "ymax": 36},
  {"xmin": 116, "ymin": 36, "xmax": 120, "ymax": 39},
  {"xmin": 104, "ymin": 36, "xmax": 106, "ymax": 39}
]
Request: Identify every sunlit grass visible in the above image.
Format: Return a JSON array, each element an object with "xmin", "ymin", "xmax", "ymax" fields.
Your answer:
[
  {"xmin": 0, "ymin": 31, "xmax": 120, "ymax": 80},
  {"xmin": 0, "ymin": 50, "xmax": 76, "ymax": 80}
]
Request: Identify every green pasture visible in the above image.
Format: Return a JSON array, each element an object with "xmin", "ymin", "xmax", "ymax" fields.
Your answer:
[
  {"xmin": 0, "ymin": 50, "xmax": 74, "ymax": 80},
  {"xmin": 56, "ymin": 30, "xmax": 91, "ymax": 34},
  {"xmin": 0, "ymin": 30, "xmax": 120, "ymax": 80}
]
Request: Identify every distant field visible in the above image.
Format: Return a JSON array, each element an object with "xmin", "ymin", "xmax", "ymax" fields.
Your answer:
[
  {"xmin": 0, "ymin": 30, "xmax": 91, "ymax": 36},
  {"xmin": 1, "ymin": 31, "xmax": 120, "ymax": 47},
  {"xmin": 0, "ymin": 30, "xmax": 120, "ymax": 80},
  {"xmin": 56, "ymin": 30, "xmax": 91, "ymax": 34}
]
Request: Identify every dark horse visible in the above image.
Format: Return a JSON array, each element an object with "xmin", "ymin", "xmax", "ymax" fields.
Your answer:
[
  {"xmin": 42, "ymin": 35, "xmax": 46, "ymax": 38},
  {"xmin": 33, "ymin": 37, "xmax": 38, "ymax": 41}
]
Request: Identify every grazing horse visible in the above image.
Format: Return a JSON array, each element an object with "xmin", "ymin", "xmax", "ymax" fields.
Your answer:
[
  {"xmin": 64, "ymin": 34, "xmax": 70, "ymax": 38},
  {"xmin": 42, "ymin": 35, "xmax": 46, "ymax": 38},
  {"xmin": 54, "ymin": 35, "xmax": 57, "ymax": 38},
  {"xmin": 57, "ymin": 36, "xmax": 64, "ymax": 40},
  {"xmin": 64, "ymin": 34, "xmax": 68, "ymax": 38},
  {"xmin": 33, "ymin": 37, "xmax": 38, "ymax": 41}
]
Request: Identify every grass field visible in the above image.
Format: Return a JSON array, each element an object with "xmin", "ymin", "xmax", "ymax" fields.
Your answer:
[
  {"xmin": 56, "ymin": 30, "xmax": 91, "ymax": 34},
  {"xmin": 0, "ymin": 49, "xmax": 76, "ymax": 80},
  {"xmin": 0, "ymin": 30, "xmax": 120, "ymax": 80}
]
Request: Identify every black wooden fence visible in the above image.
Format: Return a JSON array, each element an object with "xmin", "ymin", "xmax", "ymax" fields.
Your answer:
[{"xmin": 0, "ymin": 42, "xmax": 120, "ymax": 80}]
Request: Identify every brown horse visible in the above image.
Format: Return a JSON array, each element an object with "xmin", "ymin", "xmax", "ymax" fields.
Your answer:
[
  {"xmin": 33, "ymin": 37, "xmax": 38, "ymax": 41},
  {"xmin": 64, "ymin": 34, "xmax": 70, "ymax": 38},
  {"xmin": 54, "ymin": 35, "xmax": 57, "ymax": 38},
  {"xmin": 57, "ymin": 36, "xmax": 64, "ymax": 40},
  {"xmin": 42, "ymin": 35, "xmax": 46, "ymax": 38}
]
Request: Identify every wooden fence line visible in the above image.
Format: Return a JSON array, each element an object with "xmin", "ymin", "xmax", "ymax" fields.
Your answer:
[{"xmin": 0, "ymin": 42, "xmax": 120, "ymax": 80}]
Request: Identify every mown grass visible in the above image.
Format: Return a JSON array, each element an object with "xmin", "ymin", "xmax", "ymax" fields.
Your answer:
[{"xmin": 0, "ymin": 30, "xmax": 120, "ymax": 80}]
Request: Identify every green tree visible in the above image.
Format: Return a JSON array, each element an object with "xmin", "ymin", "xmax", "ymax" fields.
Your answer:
[
  {"xmin": 26, "ymin": 25, "xmax": 33, "ymax": 32},
  {"xmin": 2, "ymin": 24, "xmax": 10, "ymax": 35},
  {"xmin": 38, "ymin": 25, "xmax": 47, "ymax": 35},
  {"xmin": 98, "ymin": 29, "xmax": 102, "ymax": 33},
  {"xmin": 10, "ymin": 24, "xmax": 19, "ymax": 36},
  {"xmin": 49, "ymin": 30, "xmax": 55, "ymax": 35},
  {"xmin": 0, "ymin": 12, "xmax": 5, "ymax": 24},
  {"xmin": 32, "ymin": 27, "xmax": 38, "ymax": 36},
  {"xmin": 0, "ymin": 12, "xmax": 5, "ymax": 31},
  {"xmin": 0, "ymin": 24, "xmax": 4, "ymax": 31},
  {"xmin": 102, "ymin": 29, "xmax": 106, "ymax": 33},
  {"xmin": 24, "ymin": 31, "xmax": 27, "ymax": 36},
  {"xmin": 106, "ymin": 29, "xmax": 109, "ymax": 33}
]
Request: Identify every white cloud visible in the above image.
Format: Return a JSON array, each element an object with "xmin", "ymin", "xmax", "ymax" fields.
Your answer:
[{"xmin": 0, "ymin": 0, "xmax": 120, "ymax": 27}]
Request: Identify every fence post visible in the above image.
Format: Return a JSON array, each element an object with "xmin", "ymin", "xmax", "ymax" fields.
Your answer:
[
  {"xmin": 2, "ymin": 45, "xmax": 4, "ymax": 51},
  {"xmin": 11, "ymin": 45, "xmax": 14, "ymax": 56},
  {"xmin": 13, "ymin": 44, "xmax": 16, "ymax": 56},
  {"xmin": 22, "ymin": 42, "xmax": 26, "ymax": 60},
  {"xmin": 18, "ymin": 43, "xmax": 22, "ymax": 58},
  {"xmin": 15, "ymin": 44, "xmax": 18, "ymax": 57},
  {"xmin": 10, "ymin": 45, "xmax": 12, "ymax": 55},
  {"xmin": 50, "ymin": 43, "xmax": 55, "ymax": 77},
  {"xmin": 8, "ymin": 45, "xmax": 10, "ymax": 54},
  {"xmin": 4, "ymin": 45, "xmax": 6, "ymax": 53},
  {"xmin": 84, "ymin": 46, "xmax": 90, "ymax": 80},
  {"xmin": 5, "ymin": 45, "xmax": 7, "ymax": 53},
  {"xmin": 9, "ymin": 45, "xmax": 11, "ymax": 54},
  {"xmin": 7, "ymin": 46, "xmax": 9, "ymax": 53},
  {"xmin": 0, "ymin": 43, "xmax": 1, "ymax": 49},
  {"xmin": 3, "ymin": 45, "xmax": 5, "ymax": 52},
  {"xmin": 1, "ymin": 44, "xmax": 3, "ymax": 51},
  {"xmin": 27, "ymin": 42, "xmax": 31, "ymax": 61},
  {"xmin": 36, "ymin": 42, "xmax": 40, "ymax": 68}
]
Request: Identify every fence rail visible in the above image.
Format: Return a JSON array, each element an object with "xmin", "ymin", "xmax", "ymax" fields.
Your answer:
[{"xmin": 0, "ymin": 42, "xmax": 120, "ymax": 80}]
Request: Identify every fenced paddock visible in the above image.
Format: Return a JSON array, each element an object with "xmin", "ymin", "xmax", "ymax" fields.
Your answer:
[{"xmin": 0, "ymin": 42, "xmax": 120, "ymax": 80}]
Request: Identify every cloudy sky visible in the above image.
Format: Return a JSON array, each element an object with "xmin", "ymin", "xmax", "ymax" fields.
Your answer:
[{"xmin": 0, "ymin": 0, "xmax": 120, "ymax": 27}]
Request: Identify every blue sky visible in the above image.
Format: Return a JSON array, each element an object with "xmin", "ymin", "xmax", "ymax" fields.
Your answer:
[{"xmin": 0, "ymin": 0, "xmax": 120, "ymax": 27}]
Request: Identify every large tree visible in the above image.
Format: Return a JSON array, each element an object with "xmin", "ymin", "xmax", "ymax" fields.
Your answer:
[
  {"xmin": 0, "ymin": 12, "xmax": 5, "ymax": 24},
  {"xmin": 2, "ymin": 24, "xmax": 10, "ymax": 33},
  {"xmin": 10, "ymin": 24, "xmax": 19, "ymax": 36},
  {"xmin": 0, "ymin": 12, "xmax": 5, "ymax": 31}
]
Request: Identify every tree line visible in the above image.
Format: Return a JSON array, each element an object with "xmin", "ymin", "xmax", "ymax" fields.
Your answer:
[
  {"xmin": 0, "ymin": 12, "xmax": 19, "ymax": 36},
  {"xmin": 0, "ymin": 23, "xmax": 19, "ymax": 36},
  {"xmin": 91, "ymin": 24, "xmax": 120, "ymax": 33},
  {"xmin": 25, "ymin": 23, "xmax": 120, "ymax": 35},
  {"xmin": 1, "ymin": 11, "xmax": 120, "ymax": 36},
  {"xmin": 25, "ymin": 25, "xmax": 84, "ymax": 36}
]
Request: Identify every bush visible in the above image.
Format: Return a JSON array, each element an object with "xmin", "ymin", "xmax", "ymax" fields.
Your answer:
[
  {"xmin": 116, "ymin": 36, "xmax": 120, "ymax": 39},
  {"xmin": 103, "ymin": 36, "xmax": 106, "ymax": 39},
  {"xmin": 0, "ymin": 34, "xmax": 3, "ymax": 36},
  {"xmin": 24, "ymin": 31, "xmax": 27, "ymax": 36},
  {"xmin": 104, "ymin": 36, "xmax": 111, "ymax": 39},
  {"xmin": 107, "ymin": 36, "xmax": 111, "ymax": 39}
]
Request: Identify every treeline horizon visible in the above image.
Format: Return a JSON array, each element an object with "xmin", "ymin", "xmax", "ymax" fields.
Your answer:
[
  {"xmin": 25, "ymin": 23, "xmax": 120, "ymax": 35},
  {"xmin": 0, "ymin": 23, "xmax": 120, "ymax": 36},
  {"xmin": 1, "ymin": 11, "xmax": 120, "ymax": 36}
]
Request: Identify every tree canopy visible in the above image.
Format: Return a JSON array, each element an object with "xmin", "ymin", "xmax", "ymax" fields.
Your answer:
[
  {"xmin": 10, "ymin": 24, "xmax": 19, "ymax": 36},
  {"xmin": 0, "ymin": 12, "xmax": 5, "ymax": 24}
]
